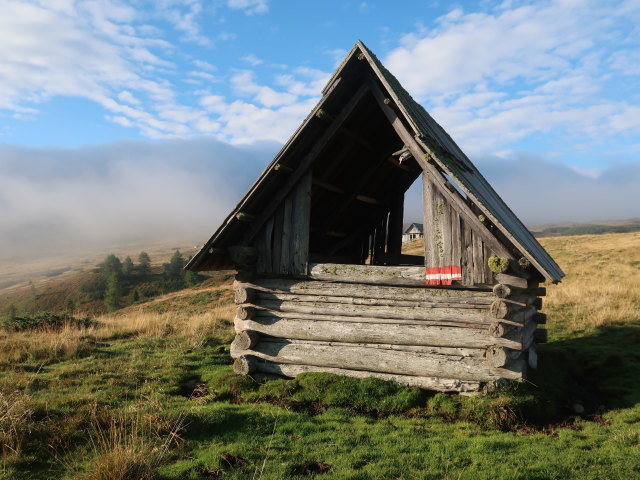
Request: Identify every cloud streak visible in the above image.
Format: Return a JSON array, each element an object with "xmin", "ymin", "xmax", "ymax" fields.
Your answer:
[
  {"xmin": 1, "ymin": 138, "xmax": 637, "ymax": 264},
  {"xmin": 0, "ymin": 139, "xmax": 277, "ymax": 261}
]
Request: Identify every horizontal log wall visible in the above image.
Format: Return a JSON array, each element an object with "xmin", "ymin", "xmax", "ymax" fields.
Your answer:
[{"xmin": 231, "ymin": 271, "xmax": 546, "ymax": 393}]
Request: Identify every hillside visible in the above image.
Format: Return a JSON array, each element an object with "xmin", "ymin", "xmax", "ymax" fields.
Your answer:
[
  {"xmin": 0, "ymin": 244, "xmax": 215, "ymax": 317},
  {"xmin": 0, "ymin": 232, "xmax": 639, "ymax": 479},
  {"xmin": 529, "ymin": 218, "xmax": 640, "ymax": 237}
]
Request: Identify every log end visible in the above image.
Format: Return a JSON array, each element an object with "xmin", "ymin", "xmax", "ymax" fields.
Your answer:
[
  {"xmin": 534, "ymin": 328, "xmax": 548, "ymax": 344},
  {"xmin": 236, "ymin": 305, "xmax": 256, "ymax": 320},
  {"xmin": 233, "ymin": 355, "xmax": 258, "ymax": 375},
  {"xmin": 489, "ymin": 300, "xmax": 509, "ymax": 319},
  {"xmin": 486, "ymin": 346, "xmax": 510, "ymax": 368},
  {"xmin": 492, "ymin": 283, "xmax": 511, "ymax": 298},
  {"xmin": 533, "ymin": 312, "xmax": 547, "ymax": 325},
  {"xmin": 488, "ymin": 322, "xmax": 507, "ymax": 338},
  {"xmin": 235, "ymin": 286, "xmax": 256, "ymax": 304},
  {"xmin": 234, "ymin": 330, "xmax": 260, "ymax": 350}
]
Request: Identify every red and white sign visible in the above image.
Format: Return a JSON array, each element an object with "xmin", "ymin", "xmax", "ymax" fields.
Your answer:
[{"xmin": 425, "ymin": 265, "xmax": 462, "ymax": 285}]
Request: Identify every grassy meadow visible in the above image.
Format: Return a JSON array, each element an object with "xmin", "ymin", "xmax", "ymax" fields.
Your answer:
[{"xmin": 1, "ymin": 232, "xmax": 639, "ymax": 479}]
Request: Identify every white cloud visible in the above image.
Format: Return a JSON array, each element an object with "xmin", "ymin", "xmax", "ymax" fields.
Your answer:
[
  {"xmin": 162, "ymin": 1, "xmax": 210, "ymax": 46},
  {"xmin": 117, "ymin": 91, "xmax": 141, "ymax": 105},
  {"xmin": 0, "ymin": 0, "xmax": 181, "ymax": 136},
  {"xmin": 275, "ymin": 68, "xmax": 330, "ymax": 96},
  {"xmin": 193, "ymin": 59, "xmax": 216, "ymax": 71},
  {"xmin": 202, "ymin": 95, "xmax": 319, "ymax": 144},
  {"xmin": 242, "ymin": 54, "xmax": 263, "ymax": 66},
  {"xmin": 231, "ymin": 70, "xmax": 297, "ymax": 107},
  {"xmin": 384, "ymin": 0, "xmax": 640, "ymax": 156},
  {"xmin": 227, "ymin": 0, "xmax": 268, "ymax": 15},
  {"xmin": 188, "ymin": 70, "xmax": 217, "ymax": 81}
]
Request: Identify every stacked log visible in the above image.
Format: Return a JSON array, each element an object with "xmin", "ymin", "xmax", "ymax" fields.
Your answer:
[{"xmin": 230, "ymin": 264, "xmax": 547, "ymax": 393}]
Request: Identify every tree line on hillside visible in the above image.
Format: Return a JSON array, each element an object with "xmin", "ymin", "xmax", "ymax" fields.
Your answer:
[{"xmin": 81, "ymin": 250, "xmax": 204, "ymax": 312}]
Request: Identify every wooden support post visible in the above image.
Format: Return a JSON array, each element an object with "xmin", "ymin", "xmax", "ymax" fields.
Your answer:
[
  {"xmin": 386, "ymin": 190, "xmax": 404, "ymax": 262},
  {"xmin": 423, "ymin": 175, "xmax": 461, "ymax": 285}
]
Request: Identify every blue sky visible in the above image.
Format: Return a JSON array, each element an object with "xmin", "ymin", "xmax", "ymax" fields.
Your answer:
[{"xmin": 1, "ymin": 0, "xmax": 639, "ymax": 259}]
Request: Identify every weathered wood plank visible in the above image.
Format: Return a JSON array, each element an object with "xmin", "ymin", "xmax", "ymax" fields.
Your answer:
[
  {"xmin": 387, "ymin": 190, "xmax": 404, "ymax": 260},
  {"xmin": 451, "ymin": 209, "xmax": 462, "ymax": 275},
  {"xmin": 423, "ymin": 175, "xmax": 461, "ymax": 285},
  {"xmin": 255, "ymin": 291, "xmax": 493, "ymax": 309},
  {"xmin": 231, "ymin": 339, "xmax": 523, "ymax": 382},
  {"xmin": 254, "ymin": 298, "xmax": 491, "ymax": 323},
  {"xmin": 235, "ymin": 316, "xmax": 529, "ymax": 350},
  {"xmin": 238, "ymin": 278, "xmax": 494, "ymax": 301},
  {"xmin": 279, "ymin": 193, "xmax": 293, "ymax": 275},
  {"xmin": 460, "ymin": 219, "xmax": 473, "ymax": 285},
  {"xmin": 271, "ymin": 206, "xmax": 284, "ymax": 274},
  {"xmin": 472, "ymin": 232, "xmax": 484, "ymax": 285},
  {"xmin": 290, "ymin": 171, "xmax": 311, "ymax": 275},
  {"xmin": 263, "ymin": 217, "xmax": 274, "ymax": 273},
  {"xmin": 309, "ymin": 263, "xmax": 425, "ymax": 286},
  {"xmin": 254, "ymin": 310, "xmax": 490, "ymax": 329}
]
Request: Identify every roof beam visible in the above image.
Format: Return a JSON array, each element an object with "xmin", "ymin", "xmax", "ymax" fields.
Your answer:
[
  {"xmin": 239, "ymin": 83, "xmax": 370, "ymax": 246},
  {"xmin": 366, "ymin": 74, "xmax": 515, "ymax": 261}
]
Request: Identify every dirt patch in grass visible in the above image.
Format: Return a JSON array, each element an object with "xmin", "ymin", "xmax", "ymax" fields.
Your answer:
[
  {"xmin": 219, "ymin": 452, "xmax": 248, "ymax": 470},
  {"xmin": 293, "ymin": 461, "xmax": 331, "ymax": 475}
]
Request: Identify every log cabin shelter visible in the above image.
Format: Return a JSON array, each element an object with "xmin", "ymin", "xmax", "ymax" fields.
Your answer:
[{"xmin": 186, "ymin": 41, "xmax": 564, "ymax": 392}]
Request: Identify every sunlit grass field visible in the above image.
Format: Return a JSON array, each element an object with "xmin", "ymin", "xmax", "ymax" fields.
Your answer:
[{"xmin": 1, "ymin": 232, "xmax": 639, "ymax": 479}]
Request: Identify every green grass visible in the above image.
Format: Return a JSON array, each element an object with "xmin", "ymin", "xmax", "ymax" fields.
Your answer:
[
  {"xmin": 2, "ymin": 319, "xmax": 639, "ymax": 479},
  {"xmin": 1, "ymin": 233, "xmax": 640, "ymax": 479}
]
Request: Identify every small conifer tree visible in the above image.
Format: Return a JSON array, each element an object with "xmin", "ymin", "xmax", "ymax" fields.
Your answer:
[
  {"xmin": 138, "ymin": 252, "xmax": 151, "ymax": 274},
  {"xmin": 122, "ymin": 256, "xmax": 134, "ymax": 277},
  {"xmin": 104, "ymin": 272, "xmax": 122, "ymax": 312}
]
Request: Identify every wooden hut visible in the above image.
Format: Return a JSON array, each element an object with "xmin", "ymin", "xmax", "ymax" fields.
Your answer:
[{"xmin": 186, "ymin": 42, "xmax": 564, "ymax": 393}]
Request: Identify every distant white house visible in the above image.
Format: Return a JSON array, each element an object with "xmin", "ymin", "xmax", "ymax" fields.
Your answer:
[{"xmin": 402, "ymin": 223, "xmax": 424, "ymax": 243}]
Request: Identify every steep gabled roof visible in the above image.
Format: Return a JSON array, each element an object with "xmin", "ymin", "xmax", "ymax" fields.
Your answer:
[
  {"xmin": 404, "ymin": 223, "xmax": 424, "ymax": 234},
  {"xmin": 187, "ymin": 41, "xmax": 564, "ymax": 283}
]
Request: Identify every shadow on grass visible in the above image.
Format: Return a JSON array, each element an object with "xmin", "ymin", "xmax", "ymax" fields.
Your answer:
[
  {"xmin": 204, "ymin": 323, "xmax": 640, "ymax": 432},
  {"xmin": 529, "ymin": 323, "xmax": 640, "ymax": 417}
]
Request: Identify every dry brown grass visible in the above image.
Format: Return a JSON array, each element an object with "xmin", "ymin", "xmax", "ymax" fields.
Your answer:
[
  {"xmin": 0, "ymin": 323, "xmax": 90, "ymax": 364},
  {"xmin": 0, "ymin": 288, "xmax": 235, "ymax": 365},
  {"xmin": 539, "ymin": 232, "xmax": 640, "ymax": 331},
  {"xmin": 399, "ymin": 232, "xmax": 640, "ymax": 333},
  {"xmin": 81, "ymin": 400, "xmax": 185, "ymax": 480},
  {"xmin": 0, "ymin": 390, "xmax": 33, "ymax": 460}
]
